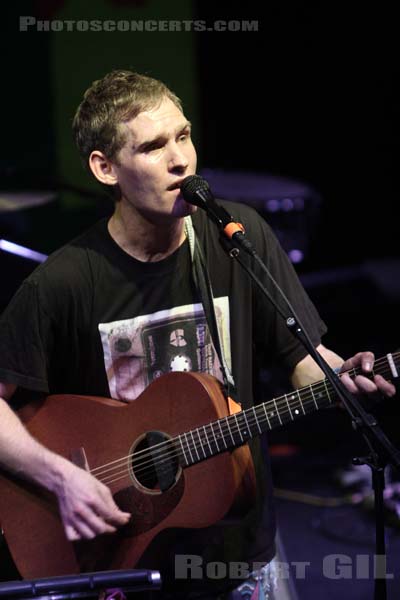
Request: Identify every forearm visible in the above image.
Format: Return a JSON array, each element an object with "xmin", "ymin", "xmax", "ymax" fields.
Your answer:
[
  {"xmin": 0, "ymin": 396, "xmax": 71, "ymax": 494},
  {"xmin": 291, "ymin": 344, "xmax": 344, "ymax": 389},
  {"xmin": 0, "ymin": 396, "xmax": 130, "ymax": 540}
]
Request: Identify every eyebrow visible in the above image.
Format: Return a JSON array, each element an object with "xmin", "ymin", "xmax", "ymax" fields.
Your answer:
[{"xmin": 134, "ymin": 121, "xmax": 192, "ymax": 152}]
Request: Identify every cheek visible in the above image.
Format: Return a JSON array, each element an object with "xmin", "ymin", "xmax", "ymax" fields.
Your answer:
[
  {"xmin": 189, "ymin": 142, "xmax": 197, "ymax": 167},
  {"xmin": 147, "ymin": 150, "xmax": 164, "ymax": 164}
]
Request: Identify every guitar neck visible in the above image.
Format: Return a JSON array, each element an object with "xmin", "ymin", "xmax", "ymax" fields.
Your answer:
[{"xmin": 175, "ymin": 352, "xmax": 399, "ymax": 468}]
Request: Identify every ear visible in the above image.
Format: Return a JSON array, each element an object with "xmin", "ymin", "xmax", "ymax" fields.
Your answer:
[{"xmin": 89, "ymin": 150, "xmax": 119, "ymax": 186}]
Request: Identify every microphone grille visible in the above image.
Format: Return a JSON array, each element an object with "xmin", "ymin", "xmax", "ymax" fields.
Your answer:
[{"xmin": 180, "ymin": 175, "xmax": 209, "ymax": 204}]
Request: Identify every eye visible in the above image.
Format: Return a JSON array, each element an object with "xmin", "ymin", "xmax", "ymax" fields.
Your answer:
[{"xmin": 179, "ymin": 129, "xmax": 191, "ymax": 142}]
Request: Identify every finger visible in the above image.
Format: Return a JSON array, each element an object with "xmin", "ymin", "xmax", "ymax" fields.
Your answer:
[
  {"xmin": 352, "ymin": 375, "xmax": 377, "ymax": 394},
  {"xmin": 341, "ymin": 351, "xmax": 375, "ymax": 373},
  {"xmin": 340, "ymin": 372, "xmax": 359, "ymax": 394},
  {"xmin": 65, "ymin": 518, "xmax": 95, "ymax": 540},
  {"xmin": 65, "ymin": 524, "xmax": 80, "ymax": 541},
  {"xmin": 96, "ymin": 489, "xmax": 131, "ymax": 525},
  {"xmin": 79, "ymin": 511, "xmax": 118, "ymax": 535},
  {"xmin": 100, "ymin": 506, "xmax": 131, "ymax": 527},
  {"xmin": 374, "ymin": 374, "xmax": 397, "ymax": 397},
  {"xmin": 360, "ymin": 352, "xmax": 375, "ymax": 373},
  {"xmin": 73, "ymin": 503, "xmax": 119, "ymax": 535},
  {"xmin": 340, "ymin": 373, "xmax": 376, "ymax": 394}
]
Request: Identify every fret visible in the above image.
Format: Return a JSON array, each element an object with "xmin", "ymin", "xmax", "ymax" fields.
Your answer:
[
  {"xmin": 252, "ymin": 406, "xmax": 262, "ymax": 434},
  {"xmin": 288, "ymin": 390, "xmax": 304, "ymax": 419},
  {"xmin": 262, "ymin": 400, "xmax": 282, "ymax": 429},
  {"xmin": 310, "ymin": 384, "xmax": 319, "ymax": 410},
  {"xmin": 208, "ymin": 423, "xmax": 220, "ymax": 454},
  {"xmin": 262, "ymin": 403, "xmax": 272, "ymax": 429},
  {"xmin": 297, "ymin": 389, "xmax": 306, "ymax": 415},
  {"xmin": 274, "ymin": 399, "xmax": 283, "ymax": 425},
  {"xmin": 178, "ymin": 434, "xmax": 189, "ymax": 466},
  {"xmin": 225, "ymin": 416, "xmax": 235, "ymax": 445},
  {"xmin": 202, "ymin": 425, "xmax": 213, "ymax": 456},
  {"xmin": 217, "ymin": 420, "xmax": 228, "ymax": 449},
  {"xmin": 190, "ymin": 431, "xmax": 200, "ymax": 461},
  {"xmin": 323, "ymin": 379, "xmax": 332, "ymax": 404},
  {"xmin": 242, "ymin": 411, "xmax": 252, "ymax": 438},
  {"xmin": 313, "ymin": 384, "xmax": 326, "ymax": 406},
  {"xmin": 183, "ymin": 432, "xmax": 194, "ymax": 464},
  {"xmin": 233, "ymin": 413, "xmax": 244, "ymax": 443},
  {"xmin": 208, "ymin": 423, "xmax": 220, "ymax": 455},
  {"xmin": 195, "ymin": 428, "xmax": 206, "ymax": 459},
  {"xmin": 284, "ymin": 394, "xmax": 294, "ymax": 420}
]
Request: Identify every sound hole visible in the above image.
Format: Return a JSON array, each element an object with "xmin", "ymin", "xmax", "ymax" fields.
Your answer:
[{"xmin": 131, "ymin": 431, "xmax": 180, "ymax": 492}]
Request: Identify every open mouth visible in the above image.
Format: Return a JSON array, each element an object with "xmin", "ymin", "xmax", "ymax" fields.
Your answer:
[{"xmin": 167, "ymin": 180, "xmax": 184, "ymax": 191}]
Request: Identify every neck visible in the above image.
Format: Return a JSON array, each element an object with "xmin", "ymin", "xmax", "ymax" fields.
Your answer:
[{"xmin": 108, "ymin": 201, "xmax": 186, "ymax": 262}]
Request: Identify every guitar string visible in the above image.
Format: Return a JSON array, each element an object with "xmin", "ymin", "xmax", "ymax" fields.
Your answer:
[
  {"xmin": 90, "ymin": 357, "xmax": 395, "ymax": 484},
  {"xmin": 99, "ymin": 388, "xmax": 334, "ymax": 487},
  {"xmin": 101, "ymin": 390, "xmax": 333, "ymax": 486},
  {"xmin": 94, "ymin": 360, "xmax": 395, "ymax": 487},
  {"xmin": 90, "ymin": 375, "xmax": 339, "ymax": 479},
  {"xmin": 93, "ymin": 356, "xmax": 393, "ymax": 480},
  {"xmin": 89, "ymin": 358, "xmax": 396, "ymax": 486},
  {"xmin": 100, "ymin": 363, "xmax": 393, "ymax": 489},
  {"xmin": 98, "ymin": 361, "xmax": 395, "ymax": 488}
]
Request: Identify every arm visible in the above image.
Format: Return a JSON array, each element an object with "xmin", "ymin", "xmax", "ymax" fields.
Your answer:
[
  {"xmin": 291, "ymin": 344, "xmax": 396, "ymax": 397},
  {"xmin": 0, "ymin": 383, "xmax": 130, "ymax": 540}
]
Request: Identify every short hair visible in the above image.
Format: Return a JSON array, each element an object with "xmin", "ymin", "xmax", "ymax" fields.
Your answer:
[{"xmin": 72, "ymin": 69, "xmax": 183, "ymax": 192}]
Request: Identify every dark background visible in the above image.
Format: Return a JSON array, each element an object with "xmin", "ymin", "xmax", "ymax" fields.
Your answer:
[
  {"xmin": 2, "ymin": 2, "xmax": 399, "ymax": 265},
  {"xmin": 196, "ymin": 3, "xmax": 398, "ymax": 268},
  {"xmin": 1, "ymin": 3, "xmax": 400, "ymax": 597}
]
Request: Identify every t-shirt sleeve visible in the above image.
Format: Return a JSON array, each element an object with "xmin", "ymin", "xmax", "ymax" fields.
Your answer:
[
  {"xmin": 238, "ymin": 204, "xmax": 327, "ymax": 371},
  {"xmin": 0, "ymin": 279, "xmax": 53, "ymax": 393}
]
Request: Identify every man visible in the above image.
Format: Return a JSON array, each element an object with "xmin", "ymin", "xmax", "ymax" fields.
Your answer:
[{"xmin": 0, "ymin": 70, "xmax": 396, "ymax": 599}]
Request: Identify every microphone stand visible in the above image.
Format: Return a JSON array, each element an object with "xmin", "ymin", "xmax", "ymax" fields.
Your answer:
[{"xmin": 211, "ymin": 206, "xmax": 400, "ymax": 600}]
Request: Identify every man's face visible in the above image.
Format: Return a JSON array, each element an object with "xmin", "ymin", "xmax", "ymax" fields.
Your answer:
[{"xmin": 112, "ymin": 96, "xmax": 197, "ymax": 223}]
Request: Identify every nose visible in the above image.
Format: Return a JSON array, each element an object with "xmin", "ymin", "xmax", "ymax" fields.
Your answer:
[{"xmin": 168, "ymin": 143, "xmax": 189, "ymax": 172}]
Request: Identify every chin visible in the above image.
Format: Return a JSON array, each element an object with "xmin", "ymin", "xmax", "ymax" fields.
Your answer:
[{"xmin": 172, "ymin": 197, "xmax": 197, "ymax": 218}]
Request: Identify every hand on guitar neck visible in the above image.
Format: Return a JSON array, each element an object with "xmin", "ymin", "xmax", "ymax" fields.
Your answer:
[
  {"xmin": 292, "ymin": 346, "xmax": 397, "ymax": 398},
  {"xmin": 339, "ymin": 351, "xmax": 397, "ymax": 397}
]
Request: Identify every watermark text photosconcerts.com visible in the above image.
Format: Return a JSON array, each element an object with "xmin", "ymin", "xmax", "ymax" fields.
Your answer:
[{"xmin": 19, "ymin": 17, "xmax": 259, "ymax": 33}]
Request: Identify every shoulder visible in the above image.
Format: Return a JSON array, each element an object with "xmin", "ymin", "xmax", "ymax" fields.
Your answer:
[{"xmin": 22, "ymin": 218, "xmax": 109, "ymax": 300}]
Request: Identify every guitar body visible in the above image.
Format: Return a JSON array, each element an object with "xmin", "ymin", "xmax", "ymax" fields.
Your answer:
[{"xmin": 0, "ymin": 372, "xmax": 256, "ymax": 578}]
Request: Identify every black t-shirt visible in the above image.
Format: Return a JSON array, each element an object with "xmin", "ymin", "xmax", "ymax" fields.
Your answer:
[{"xmin": 0, "ymin": 201, "xmax": 326, "ymax": 597}]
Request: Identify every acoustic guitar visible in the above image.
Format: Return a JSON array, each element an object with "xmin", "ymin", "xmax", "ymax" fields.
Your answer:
[{"xmin": 0, "ymin": 352, "xmax": 397, "ymax": 578}]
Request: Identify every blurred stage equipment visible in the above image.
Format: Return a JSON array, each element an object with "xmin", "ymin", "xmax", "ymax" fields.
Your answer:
[
  {"xmin": 0, "ymin": 239, "xmax": 47, "ymax": 263},
  {"xmin": 0, "ymin": 188, "xmax": 54, "ymax": 311},
  {"xmin": 0, "ymin": 171, "xmax": 110, "ymax": 312},
  {"xmin": 0, "ymin": 569, "xmax": 161, "ymax": 598},
  {"xmin": 199, "ymin": 168, "xmax": 322, "ymax": 264},
  {"xmin": 0, "ymin": 191, "xmax": 56, "ymax": 213}
]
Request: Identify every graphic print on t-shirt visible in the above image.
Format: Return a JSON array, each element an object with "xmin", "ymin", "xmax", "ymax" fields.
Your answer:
[{"xmin": 98, "ymin": 298, "xmax": 231, "ymax": 401}]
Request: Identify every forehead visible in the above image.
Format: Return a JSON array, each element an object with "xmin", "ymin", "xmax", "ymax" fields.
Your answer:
[{"xmin": 122, "ymin": 97, "xmax": 186, "ymax": 144}]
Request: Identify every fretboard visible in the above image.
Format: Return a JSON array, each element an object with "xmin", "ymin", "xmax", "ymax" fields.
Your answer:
[{"xmin": 175, "ymin": 351, "xmax": 399, "ymax": 468}]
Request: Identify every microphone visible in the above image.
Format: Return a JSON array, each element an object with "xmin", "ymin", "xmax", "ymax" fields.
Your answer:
[{"xmin": 180, "ymin": 175, "xmax": 255, "ymax": 255}]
